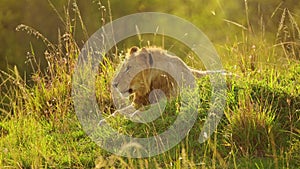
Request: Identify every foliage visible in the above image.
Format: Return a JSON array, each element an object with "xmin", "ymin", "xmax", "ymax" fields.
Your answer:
[{"xmin": 0, "ymin": 0, "xmax": 300, "ymax": 168}]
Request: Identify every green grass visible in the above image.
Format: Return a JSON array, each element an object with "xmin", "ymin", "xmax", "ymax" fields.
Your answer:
[{"xmin": 1, "ymin": 1, "xmax": 300, "ymax": 168}]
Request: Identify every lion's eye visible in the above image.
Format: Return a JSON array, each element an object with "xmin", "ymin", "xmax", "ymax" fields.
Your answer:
[{"xmin": 125, "ymin": 66, "xmax": 131, "ymax": 72}]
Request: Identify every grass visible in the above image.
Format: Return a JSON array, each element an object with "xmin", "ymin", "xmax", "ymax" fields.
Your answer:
[{"xmin": 1, "ymin": 0, "xmax": 300, "ymax": 168}]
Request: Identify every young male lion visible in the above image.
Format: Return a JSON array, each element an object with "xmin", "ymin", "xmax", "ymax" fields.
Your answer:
[
  {"xmin": 112, "ymin": 46, "xmax": 203, "ymax": 108},
  {"xmin": 99, "ymin": 46, "xmax": 225, "ymax": 124}
]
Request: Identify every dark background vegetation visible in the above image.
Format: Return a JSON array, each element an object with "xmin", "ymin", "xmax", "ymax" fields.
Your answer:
[{"xmin": 1, "ymin": 0, "xmax": 300, "ymax": 78}]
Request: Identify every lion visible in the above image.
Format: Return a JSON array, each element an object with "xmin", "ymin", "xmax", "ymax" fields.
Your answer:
[
  {"xmin": 111, "ymin": 46, "xmax": 203, "ymax": 108},
  {"xmin": 99, "ymin": 46, "xmax": 226, "ymax": 124}
]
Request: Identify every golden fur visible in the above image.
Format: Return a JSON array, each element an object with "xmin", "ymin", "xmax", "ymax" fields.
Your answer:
[
  {"xmin": 129, "ymin": 68, "xmax": 178, "ymax": 107},
  {"xmin": 112, "ymin": 46, "xmax": 202, "ymax": 108}
]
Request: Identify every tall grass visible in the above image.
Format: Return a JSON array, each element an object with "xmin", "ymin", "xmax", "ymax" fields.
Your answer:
[{"xmin": 0, "ymin": 0, "xmax": 300, "ymax": 168}]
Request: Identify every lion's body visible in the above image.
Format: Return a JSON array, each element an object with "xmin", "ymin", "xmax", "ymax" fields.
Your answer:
[
  {"xmin": 112, "ymin": 46, "xmax": 199, "ymax": 109},
  {"xmin": 98, "ymin": 46, "xmax": 230, "ymax": 124}
]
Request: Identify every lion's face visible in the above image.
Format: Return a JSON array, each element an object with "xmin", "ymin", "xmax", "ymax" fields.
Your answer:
[{"xmin": 112, "ymin": 47, "xmax": 154, "ymax": 98}]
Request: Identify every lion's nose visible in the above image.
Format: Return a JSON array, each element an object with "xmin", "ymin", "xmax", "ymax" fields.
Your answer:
[{"xmin": 112, "ymin": 82, "xmax": 118, "ymax": 88}]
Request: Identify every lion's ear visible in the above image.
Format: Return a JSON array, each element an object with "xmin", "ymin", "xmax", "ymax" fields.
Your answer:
[
  {"xmin": 130, "ymin": 47, "xmax": 153, "ymax": 66},
  {"xmin": 141, "ymin": 53, "xmax": 153, "ymax": 67},
  {"xmin": 139, "ymin": 48, "xmax": 153, "ymax": 66},
  {"xmin": 129, "ymin": 46, "xmax": 139, "ymax": 55},
  {"xmin": 141, "ymin": 47, "xmax": 147, "ymax": 53}
]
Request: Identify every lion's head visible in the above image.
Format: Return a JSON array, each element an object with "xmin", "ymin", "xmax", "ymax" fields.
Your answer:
[{"xmin": 112, "ymin": 47, "xmax": 154, "ymax": 96}]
